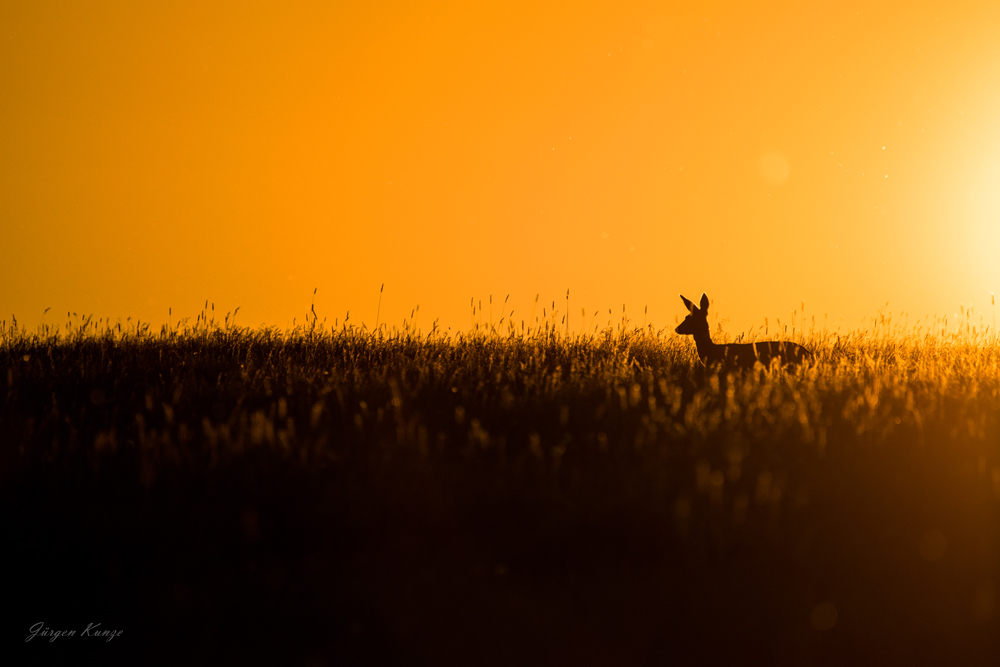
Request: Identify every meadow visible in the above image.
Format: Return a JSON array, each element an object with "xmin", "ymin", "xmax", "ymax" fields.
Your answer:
[{"xmin": 4, "ymin": 306, "xmax": 1000, "ymax": 665}]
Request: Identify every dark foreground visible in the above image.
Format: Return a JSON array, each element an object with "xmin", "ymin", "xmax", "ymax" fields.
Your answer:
[{"xmin": 3, "ymin": 325, "xmax": 1000, "ymax": 665}]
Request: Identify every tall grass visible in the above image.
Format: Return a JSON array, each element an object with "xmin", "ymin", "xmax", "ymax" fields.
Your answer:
[{"xmin": 4, "ymin": 306, "xmax": 1000, "ymax": 664}]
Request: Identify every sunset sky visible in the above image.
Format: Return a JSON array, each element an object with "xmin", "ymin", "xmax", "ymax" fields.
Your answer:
[{"xmin": 4, "ymin": 1, "xmax": 1000, "ymax": 335}]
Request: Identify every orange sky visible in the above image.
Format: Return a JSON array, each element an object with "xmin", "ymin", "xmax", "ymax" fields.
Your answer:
[{"xmin": 3, "ymin": 1, "xmax": 1000, "ymax": 335}]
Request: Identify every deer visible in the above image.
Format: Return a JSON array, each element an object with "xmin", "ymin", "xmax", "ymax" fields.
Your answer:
[{"xmin": 675, "ymin": 293, "xmax": 813, "ymax": 371}]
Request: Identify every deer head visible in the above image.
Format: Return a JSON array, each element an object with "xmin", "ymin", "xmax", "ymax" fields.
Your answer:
[{"xmin": 675, "ymin": 293, "xmax": 710, "ymax": 336}]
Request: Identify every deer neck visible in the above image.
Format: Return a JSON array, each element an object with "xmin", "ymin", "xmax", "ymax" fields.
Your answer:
[{"xmin": 692, "ymin": 323, "xmax": 718, "ymax": 361}]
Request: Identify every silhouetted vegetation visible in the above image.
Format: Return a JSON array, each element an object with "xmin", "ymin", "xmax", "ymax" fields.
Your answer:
[{"xmin": 5, "ymin": 310, "xmax": 1000, "ymax": 665}]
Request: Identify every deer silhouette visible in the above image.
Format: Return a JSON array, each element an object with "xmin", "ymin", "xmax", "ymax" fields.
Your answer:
[{"xmin": 675, "ymin": 293, "xmax": 813, "ymax": 370}]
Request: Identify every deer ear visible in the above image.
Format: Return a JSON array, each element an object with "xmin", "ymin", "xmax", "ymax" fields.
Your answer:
[
  {"xmin": 700, "ymin": 294, "xmax": 709, "ymax": 312},
  {"xmin": 680, "ymin": 295, "xmax": 695, "ymax": 312}
]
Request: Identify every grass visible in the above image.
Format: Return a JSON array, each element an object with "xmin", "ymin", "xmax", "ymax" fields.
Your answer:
[{"xmin": 4, "ymin": 307, "xmax": 1000, "ymax": 665}]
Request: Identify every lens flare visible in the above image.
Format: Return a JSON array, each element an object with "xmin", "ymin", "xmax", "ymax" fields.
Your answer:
[{"xmin": 758, "ymin": 151, "xmax": 790, "ymax": 185}]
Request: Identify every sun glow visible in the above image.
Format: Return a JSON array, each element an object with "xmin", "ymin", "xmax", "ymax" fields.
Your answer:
[
  {"xmin": 4, "ymin": 1, "xmax": 1000, "ymax": 333},
  {"xmin": 958, "ymin": 147, "xmax": 1000, "ymax": 295}
]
